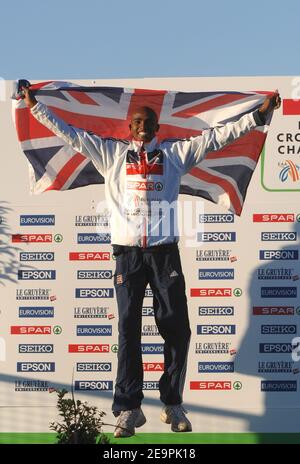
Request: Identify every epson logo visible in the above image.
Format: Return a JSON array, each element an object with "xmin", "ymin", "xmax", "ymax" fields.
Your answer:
[
  {"xmin": 77, "ymin": 233, "xmax": 111, "ymax": 244},
  {"xmin": 75, "ymin": 288, "xmax": 114, "ymax": 298},
  {"xmin": 261, "ymin": 381, "xmax": 297, "ymax": 392},
  {"xmin": 199, "ymin": 214, "xmax": 234, "ymax": 223},
  {"xmin": 20, "ymin": 215, "xmax": 55, "ymax": 226},
  {"xmin": 76, "ymin": 325, "xmax": 112, "ymax": 336},
  {"xmin": 17, "ymin": 362, "xmax": 55, "ymax": 372},
  {"xmin": 77, "ymin": 270, "xmax": 112, "ymax": 280},
  {"xmin": 18, "ymin": 344, "xmax": 54, "ymax": 353},
  {"xmin": 141, "ymin": 344, "xmax": 164, "ymax": 354},
  {"xmin": 76, "ymin": 363, "xmax": 112, "ymax": 372},
  {"xmin": 261, "ymin": 287, "xmax": 297, "ymax": 298},
  {"xmin": 19, "ymin": 307, "xmax": 54, "ymax": 318},
  {"xmin": 197, "ymin": 232, "xmax": 236, "ymax": 242},
  {"xmin": 261, "ymin": 232, "xmax": 297, "ymax": 241},
  {"xmin": 18, "ymin": 270, "xmax": 56, "ymax": 280},
  {"xmin": 198, "ymin": 269, "xmax": 234, "ymax": 280},
  {"xmin": 261, "ymin": 325, "xmax": 297, "ymax": 334},
  {"xmin": 75, "ymin": 381, "xmax": 113, "ymax": 391},
  {"xmin": 259, "ymin": 343, "xmax": 300, "ymax": 353},
  {"xmin": 198, "ymin": 306, "xmax": 234, "ymax": 316},
  {"xmin": 20, "ymin": 252, "xmax": 55, "ymax": 262},
  {"xmin": 259, "ymin": 250, "xmax": 299, "ymax": 260},
  {"xmin": 197, "ymin": 325, "xmax": 236, "ymax": 335},
  {"xmin": 198, "ymin": 362, "xmax": 234, "ymax": 373},
  {"xmin": 142, "ymin": 307, "xmax": 154, "ymax": 317}
]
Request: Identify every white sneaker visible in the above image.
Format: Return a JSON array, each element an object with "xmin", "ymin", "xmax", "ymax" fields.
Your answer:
[
  {"xmin": 160, "ymin": 404, "xmax": 192, "ymax": 432},
  {"xmin": 114, "ymin": 408, "xmax": 146, "ymax": 438}
]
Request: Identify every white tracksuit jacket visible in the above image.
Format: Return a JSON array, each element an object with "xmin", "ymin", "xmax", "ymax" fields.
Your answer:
[{"xmin": 31, "ymin": 102, "xmax": 262, "ymax": 247}]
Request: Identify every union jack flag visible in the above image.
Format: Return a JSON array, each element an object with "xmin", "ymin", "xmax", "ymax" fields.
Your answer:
[{"xmin": 13, "ymin": 81, "xmax": 272, "ymax": 215}]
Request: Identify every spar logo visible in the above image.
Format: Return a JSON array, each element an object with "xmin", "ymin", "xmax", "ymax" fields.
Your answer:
[
  {"xmin": 20, "ymin": 252, "xmax": 55, "ymax": 262},
  {"xmin": 258, "ymin": 361, "xmax": 294, "ymax": 374},
  {"xmin": 190, "ymin": 381, "xmax": 232, "ymax": 390},
  {"xmin": 259, "ymin": 250, "xmax": 299, "ymax": 260},
  {"xmin": 141, "ymin": 343, "xmax": 164, "ymax": 354},
  {"xmin": 143, "ymin": 381, "xmax": 159, "ymax": 390},
  {"xmin": 199, "ymin": 214, "xmax": 234, "ymax": 223},
  {"xmin": 75, "ymin": 288, "xmax": 114, "ymax": 298},
  {"xmin": 259, "ymin": 342, "xmax": 300, "ymax": 353},
  {"xmin": 75, "ymin": 381, "xmax": 113, "ymax": 391},
  {"xmin": 261, "ymin": 380, "xmax": 297, "ymax": 392},
  {"xmin": 17, "ymin": 362, "xmax": 55, "ymax": 372},
  {"xmin": 198, "ymin": 269, "xmax": 234, "ymax": 280},
  {"xmin": 127, "ymin": 181, "xmax": 164, "ymax": 191},
  {"xmin": 69, "ymin": 252, "xmax": 110, "ymax": 261},
  {"xmin": 76, "ymin": 363, "xmax": 112, "ymax": 372},
  {"xmin": 19, "ymin": 307, "xmax": 54, "ymax": 318},
  {"xmin": 18, "ymin": 344, "xmax": 54, "ymax": 353},
  {"xmin": 191, "ymin": 288, "xmax": 232, "ymax": 297},
  {"xmin": 142, "ymin": 307, "xmax": 155, "ymax": 317},
  {"xmin": 11, "ymin": 326, "xmax": 54, "ymax": 335},
  {"xmin": 198, "ymin": 306, "xmax": 234, "ymax": 316},
  {"xmin": 261, "ymin": 287, "xmax": 297, "ymax": 298},
  {"xmin": 198, "ymin": 362, "xmax": 234, "ymax": 373},
  {"xmin": 77, "ymin": 233, "xmax": 111, "ymax": 244},
  {"xmin": 77, "ymin": 270, "xmax": 112, "ymax": 280},
  {"xmin": 20, "ymin": 215, "xmax": 55, "ymax": 226},
  {"xmin": 18, "ymin": 270, "xmax": 56, "ymax": 280},
  {"xmin": 15, "ymin": 380, "xmax": 50, "ymax": 392},
  {"xmin": 74, "ymin": 214, "xmax": 110, "ymax": 227},
  {"xmin": 253, "ymin": 214, "xmax": 295, "ymax": 222},
  {"xmin": 196, "ymin": 249, "xmax": 232, "ymax": 262},
  {"xmin": 261, "ymin": 232, "xmax": 297, "ymax": 241},
  {"xmin": 143, "ymin": 362, "xmax": 164, "ymax": 371},
  {"xmin": 197, "ymin": 232, "xmax": 236, "ymax": 242},
  {"xmin": 197, "ymin": 325, "xmax": 236, "ymax": 335},
  {"xmin": 68, "ymin": 344, "xmax": 110, "ymax": 353},
  {"xmin": 76, "ymin": 325, "xmax": 112, "ymax": 336},
  {"xmin": 142, "ymin": 325, "xmax": 160, "ymax": 336},
  {"xmin": 253, "ymin": 306, "xmax": 295, "ymax": 316},
  {"xmin": 12, "ymin": 234, "xmax": 52, "ymax": 243},
  {"xmin": 261, "ymin": 325, "xmax": 297, "ymax": 335}
]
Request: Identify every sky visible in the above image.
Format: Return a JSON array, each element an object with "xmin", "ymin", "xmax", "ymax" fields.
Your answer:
[{"xmin": 0, "ymin": 0, "xmax": 299, "ymax": 80}]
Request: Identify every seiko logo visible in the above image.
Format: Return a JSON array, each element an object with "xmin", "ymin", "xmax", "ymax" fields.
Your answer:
[
  {"xmin": 198, "ymin": 306, "xmax": 234, "ymax": 316},
  {"xmin": 76, "ymin": 363, "xmax": 112, "ymax": 372},
  {"xmin": 261, "ymin": 325, "xmax": 296, "ymax": 334},
  {"xmin": 199, "ymin": 214, "xmax": 234, "ymax": 223},
  {"xmin": 20, "ymin": 252, "xmax": 54, "ymax": 262},
  {"xmin": 77, "ymin": 270, "xmax": 112, "ymax": 280},
  {"xmin": 18, "ymin": 344, "xmax": 54, "ymax": 353},
  {"xmin": 261, "ymin": 232, "xmax": 297, "ymax": 241}
]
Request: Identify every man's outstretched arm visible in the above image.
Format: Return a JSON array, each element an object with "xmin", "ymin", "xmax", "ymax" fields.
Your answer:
[
  {"xmin": 22, "ymin": 87, "xmax": 122, "ymax": 176},
  {"xmin": 166, "ymin": 91, "xmax": 281, "ymax": 174}
]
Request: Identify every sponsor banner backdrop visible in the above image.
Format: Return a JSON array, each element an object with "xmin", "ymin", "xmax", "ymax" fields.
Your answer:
[{"xmin": 1, "ymin": 76, "xmax": 300, "ymax": 434}]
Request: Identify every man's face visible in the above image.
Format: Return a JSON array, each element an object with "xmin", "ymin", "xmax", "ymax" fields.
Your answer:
[{"xmin": 129, "ymin": 107, "xmax": 159, "ymax": 143}]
